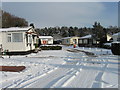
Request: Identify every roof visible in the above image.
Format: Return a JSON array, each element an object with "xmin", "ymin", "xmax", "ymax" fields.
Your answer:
[
  {"xmin": 80, "ymin": 35, "xmax": 92, "ymax": 39},
  {"xmin": 62, "ymin": 36, "xmax": 79, "ymax": 39},
  {"xmin": 112, "ymin": 32, "xmax": 120, "ymax": 36},
  {"xmin": 39, "ymin": 36, "xmax": 53, "ymax": 39},
  {"xmin": 0, "ymin": 27, "xmax": 32, "ymax": 32},
  {"xmin": 62, "ymin": 37, "xmax": 71, "ymax": 39},
  {"xmin": 104, "ymin": 43, "xmax": 111, "ymax": 46}
]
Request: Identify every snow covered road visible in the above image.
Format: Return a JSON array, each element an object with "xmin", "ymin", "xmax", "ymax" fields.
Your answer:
[{"xmin": 0, "ymin": 46, "xmax": 119, "ymax": 88}]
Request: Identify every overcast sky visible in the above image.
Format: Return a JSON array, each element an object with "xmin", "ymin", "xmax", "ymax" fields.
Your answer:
[{"xmin": 2, "ymin": 2, "xmax": 118, "ymax": 28}]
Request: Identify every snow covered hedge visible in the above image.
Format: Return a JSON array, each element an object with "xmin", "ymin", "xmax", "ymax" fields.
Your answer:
[
  {"xmin": 103, "ymin": 43, "xmax": 111, "ymax": 49},
  {"xmin": 111, "ymin": 42, "xmax": 120, "ymax": 55},
  {"xmin": 40, "ymin": 46, "xmax": 62, "ymax": 50}
]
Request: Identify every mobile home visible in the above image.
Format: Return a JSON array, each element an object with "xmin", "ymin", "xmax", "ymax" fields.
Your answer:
[
  {"xmin": 0, "ymin": 27, "xmax": 38, "ymax": 55},
  {"xmin": 112, "ymin": 32, "xmax": 120, "ymax": 42},
  {"xmin": 78, "ymin": 35, "xmax": 98, "ymax": 47},
  {"xmin": 39, "ymin": 36, "xmax": 53, "ymax": 45},
  {"xmin": 62, "ymin": 36, "xmax": 79, "ymax": 45}
]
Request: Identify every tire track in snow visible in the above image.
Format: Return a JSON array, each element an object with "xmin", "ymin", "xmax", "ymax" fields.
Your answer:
[
  {"xmin": 7, "ymin": 67, "xmax": 58, "ymax": 88},
  {"xmin": 92, "ymin": 56, "xmax": 109, "ymax": 88},
  {"xmin": 6, "ymin": 49, "xmax": 87, "ymax": 88},
  {"xmin": 19, "ymin": 52, "xmax": 82, "ymax": 88}
]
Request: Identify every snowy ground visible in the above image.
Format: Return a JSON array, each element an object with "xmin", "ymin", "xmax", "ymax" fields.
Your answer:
[{"xmin": 0, "ymin": 45, "xmax": 119, "ymax": 88}]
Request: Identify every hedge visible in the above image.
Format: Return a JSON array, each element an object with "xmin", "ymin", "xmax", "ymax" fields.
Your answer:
[
  {"xmin": 40, "ymin": 46, "xmax": 62, "ymax": 50},
  {"xmin": 111, "ymin": 42, "xmax": 120, "ymax": 55}
]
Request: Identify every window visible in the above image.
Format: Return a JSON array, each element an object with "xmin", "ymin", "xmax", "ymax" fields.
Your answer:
[
  {"xmin": 117, "ymin": 38, "xmax": 120, "ymax": 41},
  {"xmin": 93, "ymin": 39, "xmax": 96, "ymax": 44},
  {"xmin": 12, "ymin": 33, "xmax": 23, "ymax": 42},
  {"xmin": 67, "ymin": 39, "xmax": 69, "ymax": 42},
  {"xmin": 83, "ymin": 39, "xmax": 87, "ymax": 44},
  {"xmin": 79, "ymin": 40, "xmax": 82, "ymax": 44},
  {"xmin": 7, "ymin": 34, "xmax": 11, "ymax": 42}
]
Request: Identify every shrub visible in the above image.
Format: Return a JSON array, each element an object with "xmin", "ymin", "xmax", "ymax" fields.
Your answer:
[
  {"xmin": 34, "ymin": 44, "xmax": 39, "ymax": 48},
  {"xmin": 40, "ymin": 46, "xmax": 62, "ymax": 50},
  {"xmin": 102, "ymin": 43, "xmax": 111, "ymax": 49},
  {"xmin": 111, "ymin": 42, "xmax": 120, "ymax": 55}
]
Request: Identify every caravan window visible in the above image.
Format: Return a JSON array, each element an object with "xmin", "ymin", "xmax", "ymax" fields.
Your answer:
[
  {"xmin": 83, "ymin": 39, "xmax": 87, "ymax": 44},
  {"xmin": 79, "ymin": 40, "xmax": 82, "ymax": 44},
  {"xmin": 12, "ymin": 33, "xmax": 23, "ymax": 42},
  {"xmin": 117, "ymin": 38, "xmax": 120, "ymax": 41},
  {"xmin": 7, "ymin": 34, "xmax": 11, "ymax": 42}
]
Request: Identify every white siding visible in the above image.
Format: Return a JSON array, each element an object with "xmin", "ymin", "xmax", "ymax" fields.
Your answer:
[
  {"xmin": 62, "ymin": 37, "xmax": 79, "ymax": 45},
  {"xmin": 2, "ymin": 32, "xmax": 26, "ymax": 52},
  {"xmin": 40, "ymin": 38, "xmax": 53, "ymax": 45},
  {"xmin": 112, "ymin": 32, "xmax": 120, "ymax": 42},
  {"xmin": 0, "ymin": 32, "xmax": 2, "ymax": 45}
]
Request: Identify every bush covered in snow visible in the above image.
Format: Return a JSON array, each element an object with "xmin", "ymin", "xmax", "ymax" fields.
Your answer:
[{"xmin": 102, "ymin": 43, "xmax": 111, "ymax": 49}]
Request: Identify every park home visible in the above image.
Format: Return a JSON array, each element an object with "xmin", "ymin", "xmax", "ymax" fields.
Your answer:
[
  {"xmin": 39, "ymin": 36, "xmax": 53, "ymax": 45},
  {"xmin": 62, "ymin": 36, "xmax": 79, "ymax": 45},
  {"xmin": 112, "ymin": 32, "xmax": 120, "ymax": 42},
  {"xmin": 0, "ymin": 27, "xmax": 38, "ymax": 55},
  {"xmin": 78, "ymin": 35, "xmax": 98, "ymax": 47}
]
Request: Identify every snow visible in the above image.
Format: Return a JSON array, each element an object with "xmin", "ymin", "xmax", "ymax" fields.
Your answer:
[
  {"xmin": 39, "ymin": 36, "xmax": 53, "ymax": 39},
  {"xmin": 112, "ymin": 32, "xmax": 120, "ymax": 36},
  {"xmin": 112, "ymin": 41, "xmax": 120, "ymax": 43},
  {"xmin": 80, "ymin": 35, "xmax": 92, "ymax": 39},
  {"xmin": 62, "ymin": 36, "xmax": 79, "ymax": 39},
  {"xmin": 0, "ymin": 45, "xmax": 119, "ymax": 88},
  {"xmin": 0, "ymin": 27, "xmax": 31, "ymax": 32},
  {"xmin": 104, "ymin": 43, "xmax": 111, "ymax": 46},
  {"xmin": 62, "ymin": 37, "xmax": 71, "ymax": 39}
]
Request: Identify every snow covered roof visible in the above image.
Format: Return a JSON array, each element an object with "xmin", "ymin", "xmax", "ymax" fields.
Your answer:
[
  {"xmin": 62, "ymin": 36, "xmax": 79, "ymax": 39},
  {"xmin": 104, "ymin": 43, "xmax": 111, "ymax": 46},
  {"xmin": 112, "ymin": 32, "xmax": 120, "ymax": 36},
  {"xmin": 0, "ymin": 27, "xmax": 32, "ymax": 32},
  {"xmin": 112, "ymin": 41, "xmax": 120, "ymax": 43},
  {"xmin": 80, "ymin": 35, "xmax": 92, "ymax": 39},
  {"xmin": 62, "ymin": 37, "xmax": 71, "ymax": 39},
  {"xmin": 39, "ymin": 36, "xmax": 53, "ymax": 39}
]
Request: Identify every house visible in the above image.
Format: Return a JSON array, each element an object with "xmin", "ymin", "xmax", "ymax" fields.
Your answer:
[
  {"xmin": 62, "ymin": 36, "xmax": 79, "ymax": 45},
  {"xmin": 78, "ymin": 35, "xmax": 98, "ymax": 47},
  {"xmin": 112, "ymin": 32, "xmax": 120, "ymax": 42},
  {"xmin": 39, "ymin": 36, "xmax": 53, "ymax": 45},
  {"xmin": 0, "ymin": 27, "xmax": 38, "ymax": 55}
]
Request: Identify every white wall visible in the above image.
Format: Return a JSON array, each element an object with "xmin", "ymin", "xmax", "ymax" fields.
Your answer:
[
  {"xmin": 2, "ymin": 32, "xmax": 26, "ymax": 52},
  {"xmin": 40, "ymin": 38, "xmax": 53, "ymax": 44},
  {"xmin": 112, "ymin": 33, "xmax": 120, "ymax": 42},
  {"xmin": 113, "ymin": 35, "xmax": 118, "ymax": 42},
  {"xmin": 0, "ymin": 32, "xmax": 2, "ymax": 45},
  {"xmin": 62, "ymin": 37, "xmax": 79, "ymax": 45},
  {"xmin": 48, "ymin": 38, "xmax": 53, "ymax": 44},
  {"xmin": 70, "ymin": 37, "xmax": 79, "ymax": 44}
]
